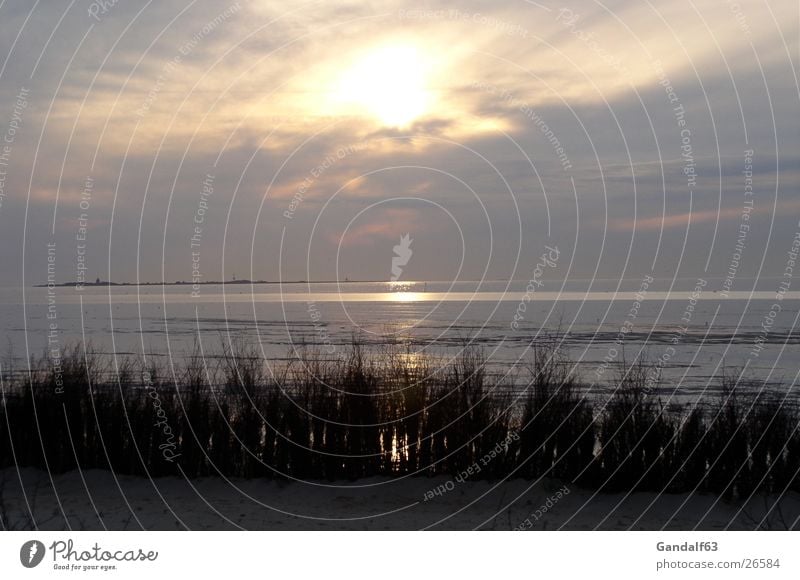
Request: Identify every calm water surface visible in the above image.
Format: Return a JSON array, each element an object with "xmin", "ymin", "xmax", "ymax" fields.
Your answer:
[{"xmin": 2, "ymin": 279, "xmax": 798, "ymax": 399}]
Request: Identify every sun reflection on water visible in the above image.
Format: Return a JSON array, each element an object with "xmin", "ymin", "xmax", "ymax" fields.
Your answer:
[
  {"xmin": 391, "ymin": 291, "xmax": 424, "ymax": 302},
  {"xmin": 386, "ymin": 280, "xmax": 427, "ymax": 302}
]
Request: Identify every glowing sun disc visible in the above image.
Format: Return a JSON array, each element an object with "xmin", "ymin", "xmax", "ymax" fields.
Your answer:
[{"xmin": 334, "ymin": 43, "xmax": 431, "ymax": 127}]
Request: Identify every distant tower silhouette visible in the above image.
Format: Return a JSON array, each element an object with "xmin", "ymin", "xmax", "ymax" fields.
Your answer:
[{"xmin": 95, "ymin": 277, "xmax": 100, "ymax": 284}]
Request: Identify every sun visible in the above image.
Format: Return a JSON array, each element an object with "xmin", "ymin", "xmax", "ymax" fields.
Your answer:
[{"xmin": 333, "ymin": 43, "xmax": 432, "ymax": 127}]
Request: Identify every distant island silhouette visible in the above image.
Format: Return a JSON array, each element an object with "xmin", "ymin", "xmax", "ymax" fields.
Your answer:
[{"xmin": 34, "ymin": 279, "xmax": 386, "ymax": 288}]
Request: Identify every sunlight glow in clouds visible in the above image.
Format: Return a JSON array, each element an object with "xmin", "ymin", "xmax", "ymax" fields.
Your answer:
[
  {"xmin": 332, "ymin": 42, "xmax": 433, "ymax": 127},
  {"xmin": 1, "ymin": 0, "xmax": 797, "ymax": 284}
]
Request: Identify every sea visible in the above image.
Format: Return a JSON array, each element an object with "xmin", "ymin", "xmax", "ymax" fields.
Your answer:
[{"xmin": 1, "ymin": 277, "xmax": 798, "ymax": 401}]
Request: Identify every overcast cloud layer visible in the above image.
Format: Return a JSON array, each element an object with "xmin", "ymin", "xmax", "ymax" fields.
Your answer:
[{"xmin": 0, "ymin": 0, "xmax": 798, "ymax": 287}]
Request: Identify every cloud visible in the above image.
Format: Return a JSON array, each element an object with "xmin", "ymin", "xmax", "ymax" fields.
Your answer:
[
  {"xmin": 608, "ymin": 198, "xmax": 800, "ymax": 232},
  {"xmin": 0, "ymin": 0, "xmax": 797, "ymax": 284},
  {"xmin": 330, "ymin": 207, "xmax": 420, "ymax": 248}
]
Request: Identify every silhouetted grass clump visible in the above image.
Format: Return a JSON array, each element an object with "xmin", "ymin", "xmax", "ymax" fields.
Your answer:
[
  {"xmin": 1, "ymin": 339, "xmax": 798, "ymax": 498},
  {"xmin": 596, "ymin": 359, "xmax": 677, "ymax": 492},
  {"xmin": 518, "ymin": 339, "xmax": 595, "ymax": 484}
]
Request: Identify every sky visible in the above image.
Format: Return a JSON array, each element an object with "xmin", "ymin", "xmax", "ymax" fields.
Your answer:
[{"xmin": 0, "ymin": 0, "xmax": 798, "ymax": 287}]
